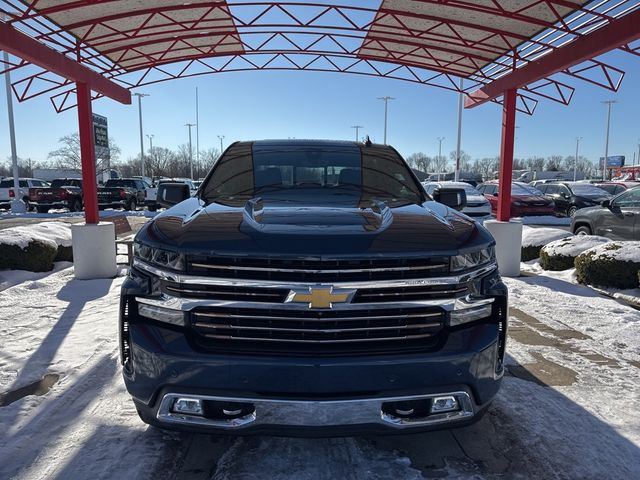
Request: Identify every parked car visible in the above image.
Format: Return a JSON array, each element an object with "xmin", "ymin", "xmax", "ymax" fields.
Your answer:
[
  {"xmin": 536, "ymin": 182, "xmax": 611, "ymax": 217},
  {"xmin": 476, "ymin": 181, "xmax": 555, "ymax": 217},
  {"xmin": 592, "ymin": 181, "xmax": 639, "ymax": 196},
  {"xmin": 121, "ymin": 139, "xmax": 507, "ymax": 435},
  {"xmin": 97, "ymin": 178, "xmax": 149, "ymax": 210},
  {"xmin": 423, "ymin": 181, "xmax": 491, "ymax": 217},
  {"xmin": 29, "ymin": 178, "xmax": 84, "ymax": 213},
  {"xmin": 145, "ymin": 178, "xmax": 198, "ymax": 211},
  {"xmin": 571, "ymin": 186, "xmax": 640, "ymax": 240},
  {"xmin": 0, "ymin": 177, "xmax": 50, "ymax": 210}
]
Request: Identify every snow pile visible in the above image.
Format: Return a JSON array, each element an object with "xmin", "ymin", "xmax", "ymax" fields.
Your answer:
[
  {"xmin": 581, "ymin": 241, "xmax": 640, "ymax": 263},
  {"xmin": 0, "ymin": 222, "xmax": 72, "ymax": 249},
  {"xmin": 542, "ymin": 235, "xmax": 611, "ymax": 257},
  {"xmin": 522, "ymin": 226, "xmax": 572, "ymax": 247}
]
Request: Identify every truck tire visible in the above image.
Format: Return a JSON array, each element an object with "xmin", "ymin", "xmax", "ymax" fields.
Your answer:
[
  {"xmin": 36, "ymin": 206, "xmax": 48, "ymax": 214},
  {"xmin": 128, "ymin": 199, "xmax": 137, "ymax": 211},
  {"xmin": 70, "ymin": 198, "xmax": 82, "ymax": 212},
  {"xmin": 148, "ymin": 205, "xmax": 157, "ymax": 212}
]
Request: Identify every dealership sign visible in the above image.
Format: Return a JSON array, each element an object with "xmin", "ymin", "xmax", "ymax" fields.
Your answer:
[
  {"xmin": 92, "ymin": 113, "xmax": 109, "ymax": 148},
  {"xmin": 599, "ymin": 155, "xmax": 625, "ymax": 168}
]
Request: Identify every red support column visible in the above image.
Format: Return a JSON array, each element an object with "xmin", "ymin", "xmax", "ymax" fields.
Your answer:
[
  {"xmin": 497, "ymin": 88, "xmax": 517, "ymax": 222},
  {"xmin": 76, "ymin": 82, "xmax": 99, "ymax": 224}
]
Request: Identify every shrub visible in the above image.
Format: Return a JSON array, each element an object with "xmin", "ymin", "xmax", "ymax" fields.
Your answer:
[
  {"xmin": 55, "ymin": 245, "xmax": 73, "ymax": 262},
  {"xmin": 575, "ymin": 242, "xmax": 640, "ymax": 289},
  {"xmin": 521, "ymin": 226, "xmax": 572, "ymax": 261},
  {"xmin": 0, "ymin": 240, "xmax": 57, "ymax": 272},
  {"xmin": 540, "ymin": 236, "xmax": 610, "ymax": 271}
]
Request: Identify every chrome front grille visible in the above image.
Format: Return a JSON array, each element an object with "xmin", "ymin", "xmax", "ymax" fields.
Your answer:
[
  {"xmin": 352, "ymin": 284, "xmax": 468, "ymax": 303},
  {"xmin": 161, "ymin": 280, "xmax": 289, "ymax": 303},
  {"xmin": 190, "ymin": 306, "xmax": 445, "ymax": 354},
  {"xmin": 187, "ymin": 256, "xmax": 450, "ymax": 282}
]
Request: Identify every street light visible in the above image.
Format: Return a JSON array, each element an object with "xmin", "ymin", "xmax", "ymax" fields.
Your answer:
[
  {"xmin": 574, "ymin": 137, "xmax": 582, "ymax": 181},
  {"xmin": 218, "ymin": 135, "xmax": 225, "ymax": 154},
  {"xmin": 602, "ymin": 100, "xmax": 617, "ymax": 180},
  {"xmin": 351, "ymin": 125, "xmax": 363, "ymax": 142},
  {"xmin": 133, "ymin": 93, "xmax": 150, "ymax": 178},
  {"xmin": 185, "ymin": 123, "xmax": 196, "ymax": 180},
  {"xmin": 378, "ymin": 96, "xmax": 395, "ymax": 144},
  {"xmin": 146, "ymin": 134, "xmax": 154, "ymax": 178},
  {"xmin": 437, "ymin": 137, "xmax": 445, "ymax": 181}
]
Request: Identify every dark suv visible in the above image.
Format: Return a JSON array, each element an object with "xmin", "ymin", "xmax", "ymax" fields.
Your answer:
[
  {"xmin": 537, "ymin": 182, "xmax": 611, "ymax": 217},
  {"xmin": 120, "ymin": 140, "xmax": 507, "ymax": 435}
]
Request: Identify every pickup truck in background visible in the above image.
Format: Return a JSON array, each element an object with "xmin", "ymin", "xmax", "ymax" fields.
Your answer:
[
  {"xmin": 29, "ymin": 178, "xmax": 84, "ymax": 213},
  {"xmin": 144, "ymin": 178, "xmax": 198, "ymax": 211},
  {"xmin": 121, "ymin": 139, "xmax": 507, "ymax": 436},
  {"xmin": 97, "ymin": 178, "xmax": 149, "ymax": 211},
  {"xmin": 0, "ymin": 178, "xmax": 50, "ymax": 210}
]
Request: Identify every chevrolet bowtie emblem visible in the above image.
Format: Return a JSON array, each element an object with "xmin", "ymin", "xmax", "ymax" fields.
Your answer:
[{"xmin": 287, "ymin": 286, "xmax": 354, "ymax": 309}]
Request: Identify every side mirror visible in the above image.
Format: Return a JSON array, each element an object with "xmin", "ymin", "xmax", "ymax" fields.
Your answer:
[
  {"xmin": 601, "ymin": 199, "xmax": 611, "ymax": 208},
  {"xmin": 492, "ymin": 192, "xmax": 498, "ymax": 197},
  {"xmin": 433, "ymin": 187, "xmax": 467, "ymax": 211},
  {"xmin": 157, "ymin": 183, "xmax": 190, "ymax": 207}
]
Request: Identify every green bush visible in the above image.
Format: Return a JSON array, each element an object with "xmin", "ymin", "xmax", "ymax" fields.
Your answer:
[
  {"xmin": 0, "ymin": 240, "xmax": 57, "ymax": 272},
  {"xmin": 522, "ymin": 245, "xmax": 543, "ymax": 262},
  {"xmin": 540, "ymin": 250, "xmax": 574, "ymax": 271},
  {"xmin": 55, "ymin": 245, "xmax": 73, "ymax": 262},
  {"xmin": 575, "ymin": 244, "xmax": 640, "ymax": 289}
]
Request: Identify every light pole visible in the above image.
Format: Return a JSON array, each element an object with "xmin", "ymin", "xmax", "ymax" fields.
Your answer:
[
  {"xmin": 351, "ymin": 125, "xmax": 363, "ymax": 142},
  {"xmin": 195, "ymin": 87, "xmax": 200, "ymax": 179},
  {"xmin": 378, "ymin": 96, "xmax": 394, "ymax": 144},
  {"xmin": 574, "ymin": 137, "xmax": 582, "ymax": 181},
  {"xmin": 133, "ymin": 93, "xmax": 149, "ymax": 178},
  {"xmin": 218, "ymin": 135, "xmax": 225, "ymax": 154},
  {"xmin": 437, "ymin": 137, "xmax": 445, "ymax": 180},
  {"xmin": 602, "ymin": 100, "xmax": 617, "ymax": 180},
  {"xmin": 146, "ymin": 134, "xmax": 154, "ymax": 178},
  {"xmin": 3, "ymin": 48, "xmax": 25, "ymax": 213},
  {"xmin": 186, "ymin": 123, "xmax": 195, "ymax": 180},
  {"xmin": 454, "ymin": 77, "xmax": 463, "ymax": 182}
]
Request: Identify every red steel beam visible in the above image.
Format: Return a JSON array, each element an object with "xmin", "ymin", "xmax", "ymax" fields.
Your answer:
[
  {"xmin": 465, "ymin": 9, "xmax": 640, "ymax": 109},
  {"xmin": 497, "ymin": 89, "xmax": 517, "ymax": 222},
  {"xmin": 76, "ymin": 82, "xmax": 99, "ymax": 224},
  {"xmin": 0, "ymin": 20, "xmax": 131, "ymax": 104}
]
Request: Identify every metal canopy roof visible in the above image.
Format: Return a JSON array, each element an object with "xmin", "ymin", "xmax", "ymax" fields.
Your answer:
[{"xmin": 1, "ymin": 0, "xmax": 639, "ymax": 112}]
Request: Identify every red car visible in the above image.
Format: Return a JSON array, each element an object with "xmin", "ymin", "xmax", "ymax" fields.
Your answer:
[
  {"xmin": 592, "ymin": 181, "xmax": 640, "ymax": 196},
  {"xmin": 477, "ymin": 181, "xmax": 555, "ymax": 217}
]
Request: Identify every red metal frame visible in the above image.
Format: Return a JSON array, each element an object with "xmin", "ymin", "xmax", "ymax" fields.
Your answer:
[
  {"xmin": 497, "ymin": 89, "xmax": 517, "ymax": 222},
  {"xmin": 76, "ymin": 81, "xmax": 99, "ymax": 224}
]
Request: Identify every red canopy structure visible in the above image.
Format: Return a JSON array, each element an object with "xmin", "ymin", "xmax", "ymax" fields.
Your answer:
[{"xmin": 1, "ymin": 0, "xmax": 639, "ymax": 224}]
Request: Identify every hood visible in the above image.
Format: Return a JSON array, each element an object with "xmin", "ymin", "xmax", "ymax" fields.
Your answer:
[
  {"xmin": 512, "ymin": 194, "xmax": 551, "ymax": 204},
  {"xmin": 139, "ymin": 197, "xmax": 492, "ymax": 258}
]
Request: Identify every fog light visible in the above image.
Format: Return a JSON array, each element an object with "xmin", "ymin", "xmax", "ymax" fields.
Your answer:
[
  {"xmin": 138, "ymin": 303, "xmax": 185, "ymax": 326},
  {"xmin": 173, "ymin": 397, "xmax": 203, "ymax": 416},
  {"xmin": 430, "ymin": 395, "xmax": 459, "ymax": 413}
]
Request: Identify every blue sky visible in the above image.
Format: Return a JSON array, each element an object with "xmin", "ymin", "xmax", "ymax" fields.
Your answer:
[{"xmin": 1, "ymin": 48, "xmax": 639, "ymax": 168}]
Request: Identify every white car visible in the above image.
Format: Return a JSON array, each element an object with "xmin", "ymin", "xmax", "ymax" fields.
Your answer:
[{"xmin": 422, "ymin": 181, "xmax": 492, "ymax": 217}]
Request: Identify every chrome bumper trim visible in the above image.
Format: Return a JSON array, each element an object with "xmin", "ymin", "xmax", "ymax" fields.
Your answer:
[{"xmin": 156, "ymin": 391, "xmax": 475, "ymax": 429}]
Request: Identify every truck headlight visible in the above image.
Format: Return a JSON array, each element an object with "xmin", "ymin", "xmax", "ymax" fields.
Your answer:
[
  {"xmin": 450, "ymin": 246, "xmax": 495, "ymax": 272},
  {"xmin": 134, "ymin": 242, "xmax": 186, "ymax": 271}
]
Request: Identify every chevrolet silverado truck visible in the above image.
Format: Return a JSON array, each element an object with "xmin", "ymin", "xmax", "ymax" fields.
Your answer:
[
  {"xmin": 29, "ymin": 178, "xmax": 84, "ymax": 213},
  {"xmin": 120, "ymin": 139, "xmax": 507, "ymax": 435},
  {"xmin": 97, "ymin": 178, "xmax": 148, "ymax": 210}
]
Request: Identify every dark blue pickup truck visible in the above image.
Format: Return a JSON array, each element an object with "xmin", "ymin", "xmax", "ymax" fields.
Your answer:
[{"xmin": 120, "ymin": 140, "xmax": 507, "ymax": 435}]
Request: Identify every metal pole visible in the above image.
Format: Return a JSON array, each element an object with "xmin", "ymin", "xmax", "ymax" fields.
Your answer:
[
  {"xmin": 497, "ymin": 89, "xmax": 517, "ymax": 222},
  {"xmin": 186, "ymin": 123, "xmax": 195, "ymax": 180},
  {"xmin": 134, "ymin": 93, "xmax": 149, "ymax": 178},
  {"xmin": 602, "ymin": 100, "xmax": 617, "ymax": 181},
  {"xmin": 574, "ymin": 137, "xmax": 582, "ymax": 181},
  {"xmin": 378, "ymin": 97, "xmax": 394, "ymax": 144},
  {"xmin": 351, "ymin": 125, "xmax": 363, "ymax": 142},
  {"xmin": 76, "ymin": 82, "xmax": 99, "ymax": 224},
  {"xmin": 636, "ymin": 138, "xmax": 639, "ymax": 167},
  {"xmin": 146, "ymin": 133, "xmax": 154, "ymax": 177},
  {"xmin": 455, "ymin": 78, "xmax": 464, "ymax": 182},
  {"xmin": 3, "ymin": 49, "xmax": 24, "ymax": 213},
  {"xmin": 218, "ymin": 135, "xmax": 225, "ymax": 154},
  {"xmin": 195, "ymin": 87, "xmax": 200, "ymax": 179}
]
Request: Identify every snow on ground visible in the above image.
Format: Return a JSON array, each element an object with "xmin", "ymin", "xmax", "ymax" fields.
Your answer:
[
  {"xmin": 0, "ymin": 210, "xmax": 156, "ymax": 221},
  {"xmin": 541, "ymin": 235, "xmax": 610, "ymax": 257},
  {"xmin": 522, "ymin": 225, "xmax": 572, "ymax": 247},
  {"xmin": 1, "ymin": 265, "xmax": 639, "ymax": 479},
  {"xmin": 0, "ymin": 222, "xmax": 72, "ymax": 249}
]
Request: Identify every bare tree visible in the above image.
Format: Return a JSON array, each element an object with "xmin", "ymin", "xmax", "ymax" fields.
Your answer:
[
  {"xmin": 406, "ymin": 152, "xmax": 431, "ymax": 173},
  {"xmin": 48, "ymin": 133, "xmax": 121, "ymax": 172},
  {"xmin": 545, "ymin": 155, "xmax": 563, "ymax": 171},
  {"xmin": 449, "ymin": 150, "xmax": 471, "ymax": 172}
]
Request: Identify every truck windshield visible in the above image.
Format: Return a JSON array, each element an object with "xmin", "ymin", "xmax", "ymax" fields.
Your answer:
[
  {"xmin": 202, "ymin": 143, "xmax": 424, "ymax": 207},
  {"xmin": 51, "ymin": 179, "xmax": 78, "ymax": 188},
  {"xmin": 105, "ymin": 179, "xmax": 133, "ymax": 188}
]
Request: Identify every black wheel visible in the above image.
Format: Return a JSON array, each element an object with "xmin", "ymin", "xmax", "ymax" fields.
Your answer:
[
  {"xmin": 36, "ymin": 206, "xmax": 48, "ymax": 214},
  {"xmin": 148, "ymin": 205, "xmax": 157, "ymax": 212},
  {"xmin": 575, "ymin": 225, "xmax": 591, "ymax": 236},
  {"xmin": 23, "ymin": 198, "xmax": 31, "ymax": 211},
  {"xmin": 567, "ymin": 206, "xmax": 578, "ymax": 218},
  {"xmin": 70, "ymin": 198, "xmax": 82, "ymax": 212},
  {"xmin": 128, "ymin": 199, "xmax": 137, "ymax": 211}
]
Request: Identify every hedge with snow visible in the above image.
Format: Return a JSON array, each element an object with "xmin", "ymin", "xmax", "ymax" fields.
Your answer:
[
  {"xmin": 0, "ymin": 222, "xmax": 72, "ymax": 272},
  {"xmin": 575, "ymin": 241, "xmax": 640, "ymax": 289},
  {"xmin": 540, "ymin": 235, "xmax": 611, "ymax": 271},
  {"xmin": 521, "ymin": 226, "xmax": 572, "ymax": 261}
]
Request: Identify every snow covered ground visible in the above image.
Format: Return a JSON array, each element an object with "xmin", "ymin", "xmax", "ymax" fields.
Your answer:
[{"xmin": 1, "ymin": 264, "xmax": 639, "ymax": 479}]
